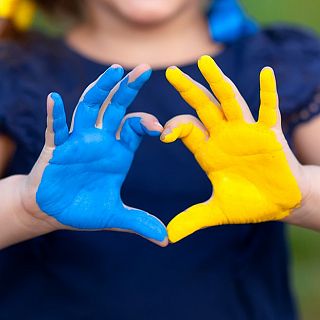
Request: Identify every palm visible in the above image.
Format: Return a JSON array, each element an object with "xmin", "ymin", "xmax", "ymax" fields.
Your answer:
[
  {"xmin": 37, "ymin": 129, "xmax": 135, "ymax": 229},
  {"xmin": 196, "ymin": 122, "xmax": 298, "ymax": 224},
  {"xmin": 27, "ymin": 65, "xmax": 167, "ymax": 245},
  {"xmin": 52, "ymin": 128, "xmax": 134, "ymax": 173},
  {"xmin": 163, "ymin": 56, "xmax": 302, "ymax": 242}
]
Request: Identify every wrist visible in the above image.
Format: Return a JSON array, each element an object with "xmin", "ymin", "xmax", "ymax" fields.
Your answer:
[
  {"xmin": 0, "ymin": 175, "xmax": 62, "ymax": 249},
  {"xmin": 284, "ymin": 165, "xmax": 320, "ymax": 230},
  {"xmin": 18, "ymin": 174, "xmax": 63, "ymax": 235},
  {"xmin": 0, "ymin": 175, "xmax": 53, "ymax": 249}
]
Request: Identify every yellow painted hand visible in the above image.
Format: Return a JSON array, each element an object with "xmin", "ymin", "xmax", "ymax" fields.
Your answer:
[{"xmin": 162, "ymin": 55, "xmax": 302, "ymax": 243}]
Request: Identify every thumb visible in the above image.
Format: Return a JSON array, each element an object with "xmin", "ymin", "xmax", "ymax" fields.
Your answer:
[
  {"xmin": 167, "ymin": 201, "xmax": 226, "ymax": 243},
  {"xmin": 107, "ymin": 207, "xmax": 168, "ymax": 247}
]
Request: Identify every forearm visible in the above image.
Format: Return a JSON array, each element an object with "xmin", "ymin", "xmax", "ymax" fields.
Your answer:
[
  {"xmin": 0, "ymin": 175, "xmax": 55, "ymax": 249},
  {"xmin": 285, "ymin": 165, "xmax": 320, "ymax": 230}
]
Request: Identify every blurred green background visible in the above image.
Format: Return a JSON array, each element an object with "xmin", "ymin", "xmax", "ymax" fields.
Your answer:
[
  {"xmin": 243, "ymin": 1, "xmax": 320, "ymax": 319},
  {"xmin": 35, "ymin": 1, "xmax": 320, "ymax": 319},
  {"xmin": 243, "ymin": 0, "xmax": 320, "ymax": 33}
]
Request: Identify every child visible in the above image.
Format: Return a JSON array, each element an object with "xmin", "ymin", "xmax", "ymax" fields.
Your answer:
[{"xmin": 0, "ymin": 0, "xmax": 320, "ymax": 318}]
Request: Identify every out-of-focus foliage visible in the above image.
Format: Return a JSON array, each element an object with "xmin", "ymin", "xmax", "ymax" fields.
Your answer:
[
  {"xmin": 289, "ymin": 227, "xmax": 320, "ymax": 320},
  {"xmin": 243, "ymin": 0, "xmax": 320, "ymax": 33}
]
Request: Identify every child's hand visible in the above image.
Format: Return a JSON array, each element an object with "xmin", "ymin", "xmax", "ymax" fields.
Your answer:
[
  {"xmin": 161, "ymin": 55, "xmax": 307, "ymax": 243},
  {"xmin": 21, "ymin": 64, "xmax": 168, "ymax": 246}
]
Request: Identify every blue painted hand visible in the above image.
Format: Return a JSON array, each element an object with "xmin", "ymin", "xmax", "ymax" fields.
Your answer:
[{"xmin": 32, "ymin": 64, "xmax": 168, "ymax": 246}]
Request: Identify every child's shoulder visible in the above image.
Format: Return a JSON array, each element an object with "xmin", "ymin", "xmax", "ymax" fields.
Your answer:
[
  {"xmin": 244, "ymin": 25, "xmax": 320, "ymax": 113},
  {"xmin": 240, "ymin": 24, "xmax": 320, "ymax": 63},
  {"xmin": 0, "ymin": 32, "xmax": 74, "ymax": 154},
  {"xmin": 0, "ymin": 32, "xmax": 59, "ymax": 66},
  {"xmin": 259, "ymin": 24, "xmax": 319, "ymax": 44},
  {"xmin": 228, "ymin": 25, "xmax": 320, "ymax": 133},
  {"xmin": 0, "ymin": 32, "xmax": 64, "ymax": 98},
  {"xmin": 0, "ymin": 32, "xmax": 78, "ymax": 86},
  {"xmin": 255, "ymin": 25, "xmax": 320, "ymax": 131},
  {"xmin": 0, "ymin": 31, "xmax": 84, "ymax": 102}
]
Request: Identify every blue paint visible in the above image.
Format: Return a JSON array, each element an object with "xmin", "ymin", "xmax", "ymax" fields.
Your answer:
[
  {"xmin": 120, "ymin": 117, "xmax": 160, "ymax": 151},
  {"xmin": 208, "ymin": 0, "xmax": 258, "ymax": 43},
  {"xmin": 51, "ymin": 92, "xmax": 69, "ymax": 146},
  {"xmin": 73, "ymin": 66, "xmax": 124, "ymax": 132},
  {"xmin": 102, "ymin": 69, "xmax": 152, "ymax": 132},
  {"xmin": 36, "ymin": 69, "xmax": 167, "ymax": 242}
]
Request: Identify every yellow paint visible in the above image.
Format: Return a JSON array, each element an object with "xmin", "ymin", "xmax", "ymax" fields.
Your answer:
[
  {"xmin": 0, "ymin": 0, "xmax": 36, "ymax": 31},
  {"xmin": 0, "ymin": 0, "xmax": 18, "ymax": 19},
  {"xmin": 166, "ymin": 67, "xmax": 224, "ymax": 131},
  {"xmin": 13, "ymin": 0, "xmax": 36, "ymax": 30},
  {"xmin": 162, "ymin": 122, "xmax": 207, "ymax": 154},
  {"xmin": 164, "ymin": 55, "xmax": 302, "ymax": 243}
]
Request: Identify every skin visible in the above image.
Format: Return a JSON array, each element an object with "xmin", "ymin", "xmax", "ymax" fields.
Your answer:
[
  {"xmin": 66, "ymin": 0, "xmax": 222, "ymax": 68},
  {"xmin": 1, "ymin": 0, "xmax": 319, "ymax": 169},
  {"xmin": 0, "ymin": 64, "xmax": 169, "ymax": 249},
  {"xmin": 161, "ymin": 55, "xmax": 319, "ymax": 242},
  {"xmin": 0, "ymin": 0, "xmax": 319, "ymax": 246},
  {"xmin": 66, "ymin": 0, "xmax": 320, "ymax": 163},
  {"xmin": 1, "ymin": 58, "xmax": 320, "ymax": 249}
]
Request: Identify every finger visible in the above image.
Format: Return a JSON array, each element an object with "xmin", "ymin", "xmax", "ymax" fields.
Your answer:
[
  {"xmin": 258, "ymin": 67, "xmax": 280, "ymax": 128},
  {"xmin": 108, "ymin": 207, "xmax": 168, "ymax": 245},
  {"xmin": 198, "ymin": 55, "xmax": 244, "ymax": 122},
  {"xmin": 167, "ymin": 202, "xmax": 226, "ymax": 243},
  {"xmin": 160, "ymin": 115, "xmax": 208, "ymax": 154},
  {"xmin": 97, "ymin": 64, "xmax": 152, "ymax": 133},
  {"xmin": 166, "ymin": 67, "xmax": 224, "ymax": 131},
  {"xmin": 45, "ymin": 93, "xmax": 69, "ymax": 148},
  {"xmin": 225, "ymin": 78, "xmax": 255, "ymax": 123},
  {"xmin": 71, "ymin": 65, "xmax": 124, "ymax": 131},
  {"xmin": 118, "ymin": 113, "xmax": 163, "ymax": 152}
]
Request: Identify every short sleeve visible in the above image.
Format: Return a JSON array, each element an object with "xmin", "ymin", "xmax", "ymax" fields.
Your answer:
[
  {"xmin": 0, "ymin": 32, "xmax": 93, "ymax": 175},
  {"xmin": 256, "ymin": 26, "xmax": 320, "ymax": 134},
  {"xmin": 0, "ymin": 39, "xmax": 44, "ymax": 153}
]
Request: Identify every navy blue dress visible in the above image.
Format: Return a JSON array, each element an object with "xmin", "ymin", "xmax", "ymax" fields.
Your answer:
[{"xmin": 1, "ymin": 26, "xmax": 320, "ymax": 320}]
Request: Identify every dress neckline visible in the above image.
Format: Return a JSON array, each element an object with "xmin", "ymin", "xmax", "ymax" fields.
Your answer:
[{"xmin": 58, "ymin": 37, "xmax": 231, "ymax": 72}]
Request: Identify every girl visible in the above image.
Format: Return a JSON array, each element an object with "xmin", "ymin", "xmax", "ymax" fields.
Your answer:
[{"xmin": 1, "ymin": 0, "xmax": 320, "ymax": 318}]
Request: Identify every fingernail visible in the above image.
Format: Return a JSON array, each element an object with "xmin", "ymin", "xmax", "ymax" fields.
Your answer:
[
  {"xmin": 127, "ymin": 69, "xmax": 152, "ymax": 89},
  {"xmin": 162, "ymin": 128, "xmax": 171, "ymax": 136},
  {"xmin": 111, "ymin": 64, "xmax": 122, "ymax": 69},
  {"xmin": 50, "ymin": 92, "xmax": 60, "ymax": 102},
  {"xmin": 161, "ymin": 128, "xmax": 172, "ymax": 140},
  {"xmin": 153, "ymin": 121, "xmax": 163, "ymax": 129}
]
